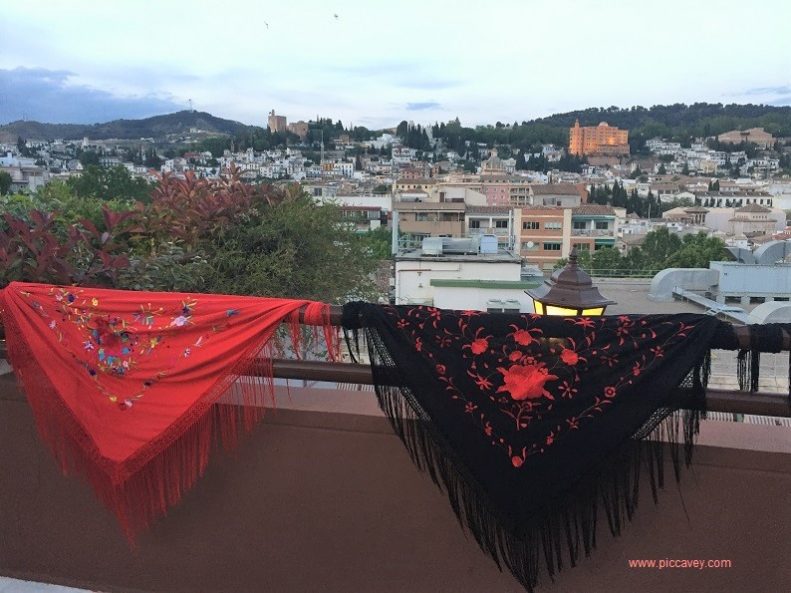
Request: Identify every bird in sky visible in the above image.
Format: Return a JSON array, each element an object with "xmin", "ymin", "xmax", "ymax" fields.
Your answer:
[
  {"xmin": 264, "ymin": 21, "xmax": 269, "ymax": 29},
  {"xmin": 333, "ymin": 13, "xmax": 339, "ymax": 19}
]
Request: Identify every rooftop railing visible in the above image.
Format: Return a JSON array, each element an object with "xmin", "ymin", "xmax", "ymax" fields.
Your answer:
[{"xmin": 2, "ymin": 305, "xmax": 789, "ymax": 418}]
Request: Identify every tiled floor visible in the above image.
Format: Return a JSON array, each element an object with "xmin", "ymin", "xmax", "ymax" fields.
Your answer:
[{"xmin": 0, "ymin": 578, "xmax": 92, "ymax": 593}]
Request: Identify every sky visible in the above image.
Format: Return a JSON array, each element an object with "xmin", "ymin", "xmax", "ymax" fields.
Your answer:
[{"xmin": 1, "ymin": 0, "xmax": 790, "ymax": 128}]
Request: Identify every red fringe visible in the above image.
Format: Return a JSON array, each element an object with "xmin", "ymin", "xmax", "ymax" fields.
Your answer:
[{"xmin": 1, "ymin": 294, "xmax": 335, "ymax": 542}]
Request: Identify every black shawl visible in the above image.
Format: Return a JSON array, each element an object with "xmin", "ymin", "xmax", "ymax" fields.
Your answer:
[{"xmin": 342, "ymin": 303, "xmax": 731, "ymax": 592}]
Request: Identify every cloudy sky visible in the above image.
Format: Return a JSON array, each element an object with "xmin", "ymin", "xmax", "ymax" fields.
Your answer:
[{"xmin": 1, "ymin": 0, "xmax": 789, "ymax": 128}]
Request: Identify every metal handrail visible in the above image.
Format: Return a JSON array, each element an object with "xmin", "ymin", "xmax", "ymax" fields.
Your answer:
[
  {"xmin": 269, "ymin": 359, "xmax": 791, "ymax": 418},
  {"xmin": 1, "ymin": 305, "xmax": 789, "ymax": 417}
]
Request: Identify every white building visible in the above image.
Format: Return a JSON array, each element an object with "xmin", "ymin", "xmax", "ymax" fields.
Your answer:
[{"xmin": 394, "ymin": 244, "xmax": 538, "ymax": 312}]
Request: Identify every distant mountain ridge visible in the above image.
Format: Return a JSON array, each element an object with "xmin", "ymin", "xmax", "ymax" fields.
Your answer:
[
  {"xmin": 529, "ymin": 103, "xmax": 791, "ymax": 138},
  {"xmin": 3, "ymin": 103, "xmax": 791, "ymax": 145},
  {"xmin": 0, "ymin": 111, "xmax": 256, "ymax": 141}
]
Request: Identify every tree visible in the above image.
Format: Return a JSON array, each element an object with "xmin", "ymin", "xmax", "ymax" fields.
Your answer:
[
  {"xmin": 664, "ymin": 233, "xmax": 728, "ymax": 268},
  {"xmin": 0, "ymin": 171, "xmax": 11, "ymax": 195},
  {"xmin": 143, "ymin": 148, "xmax": 163, "ymax": 169},
  {"xmin": 68, "ymin": 165, "xmax": 152, "ymax": 202},
  {"xmin": 658, "ymin": 163, "xmax": 667, "ymax": 175},
  {"xmin": 640, "ymin": 227, "xmax": 682, "ymax": 268},
  {"xmin": 203, "ymin": 191, "xmax": 380, "ymax": 301},
  {"xmin": 78, "ymin": 150, "xmax": 101, "ymax": 167},
  {"xmin": 591, "ymin": 247, "xmax": 623, "ymax": 276}
]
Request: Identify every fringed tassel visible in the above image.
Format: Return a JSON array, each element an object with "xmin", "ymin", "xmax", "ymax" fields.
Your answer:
[
  {"xmin": 288, "ymin": 302, "xmax": 341, "ymax": 361},
  {"xmin": 737, "ymin": 324, "xmax": 788, "ymax": 395},
  {"xmin": 356, "ymin": 324, "xmax": 703, "ymax": 593}
]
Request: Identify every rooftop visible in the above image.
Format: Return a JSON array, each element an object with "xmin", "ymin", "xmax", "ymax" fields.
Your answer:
[
  {"xmin": 396, "ymin": 248, "xmax": 521, "ymax": 263},
  {"xmin": 572, "ymin": 204, "xmax": 616, "ymax": 216},
  {"xmin": 531, "ymin": 184, "xmax": 582, "ymax": 195}
]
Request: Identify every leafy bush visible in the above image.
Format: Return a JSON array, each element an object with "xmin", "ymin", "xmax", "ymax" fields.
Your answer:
[{"xmin": 0, "ymin": 168, "xmax": 384, "ymax": 301}]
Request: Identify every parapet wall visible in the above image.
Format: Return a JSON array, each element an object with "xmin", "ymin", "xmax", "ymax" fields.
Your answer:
[{"xmin": 2, "ymin": 376, "xmax": 790, "ymax": 593}]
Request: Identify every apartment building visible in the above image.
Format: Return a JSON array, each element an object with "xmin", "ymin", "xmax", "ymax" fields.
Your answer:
[
  {"xmin": 517, "ymin": 206, "xmax": 572, "ymax": 269},
  {"xmin": 569, "ymin": 204, "xmax": 618, "ymax": 253},
  {"xmin": 395, "ymin": 201, "xmax": 467, "ymax": 245},
  {"xmin": 465, "ymin": 206, "xmax": 514, "ymax": 247}
]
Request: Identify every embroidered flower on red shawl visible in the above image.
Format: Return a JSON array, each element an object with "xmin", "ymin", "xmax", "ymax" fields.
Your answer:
[
  {"xmin": 604, "ymin": 386, "xmax": 617, "ymax": 398},
  {"xmin": 560, "ymin": 348, "xmax": 579, "ymax": 365},
  {"xmin": 496, "ymin": 363, "xmax": 558, "ymax": 401}
]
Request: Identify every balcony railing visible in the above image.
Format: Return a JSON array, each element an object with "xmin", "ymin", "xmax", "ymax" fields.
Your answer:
[
  {"xmin": 1, "ymin": 306, "xmax": 789, "ymax": 420},
  {"xmin": 571, "ymin": 228, "xmax": 614, "ymax": 237},
  {"xmin": 467, "ymin": 228, "xmax": 510, "ymax": 236}
]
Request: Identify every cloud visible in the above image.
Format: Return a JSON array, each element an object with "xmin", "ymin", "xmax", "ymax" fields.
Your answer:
[
  {"xmin": 0, "ymin": 67, "xmax": 183, "ymax": 124},
  {"xmin": 326, "ymin": 60, "xmax": 460, "ymax": 91},
  {"xmin": 406, "ymin": 101, "xmax": 441, "ymax": 111},
  {"xmin": 396, "ymin": 78, "xmax": 460, "ymax": 90},
  {"xmin": 768, "ymin": 95, "xmax": 791, "ymax": 106},
  {"xmin": 743, "ymin": 85, "xmax": 791, "ymax": 95}
]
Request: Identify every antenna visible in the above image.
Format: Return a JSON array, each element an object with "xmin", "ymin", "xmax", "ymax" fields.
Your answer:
[{"xmin": 188, "ymin": 99, "xmax": 194, "ymax": 112}]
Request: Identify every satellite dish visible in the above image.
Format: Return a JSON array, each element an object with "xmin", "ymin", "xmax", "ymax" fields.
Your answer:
[{"xmin": 526, "ymin": 241, "xmax": 535, "ymax": 248}]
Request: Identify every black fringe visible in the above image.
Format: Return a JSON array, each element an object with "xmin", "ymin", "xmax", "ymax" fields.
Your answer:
[
  {"xmin": 348, "ymin": 326, "xmax": 709, "ymax": 593},
  {"xmin": 737, "ymin": 324, "xmax": 788, "ymax": 397}
]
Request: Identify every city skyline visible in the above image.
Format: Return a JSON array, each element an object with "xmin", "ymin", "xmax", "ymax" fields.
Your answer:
[{"xmin": 1, "ymin": 0, "xmax": 790, "ymax": 127}]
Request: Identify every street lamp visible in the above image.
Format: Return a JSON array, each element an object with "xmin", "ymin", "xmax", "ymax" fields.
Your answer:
[{"xmin": 526, "ymin": 248, "xmax": 615, "ymax": 316}]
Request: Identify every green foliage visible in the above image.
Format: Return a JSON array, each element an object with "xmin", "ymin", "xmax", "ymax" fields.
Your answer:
[
  {"xmin": 664, "ymin": 233, "xmax": 729, "ymax": 268},
  {"xmin": 194, "ymin": 136, "xmax": 232, "ymax": 157},
  {"xmin": 0, "ymin": 171, "xmax": 12, "ymax": 195},
  {"xmin": 116, "ymin": 243, "xmax": 211, "ymax": 292},
  {"xmin": 0, "ymin": 171, "xmax": 386, "ymax": 301},
  {"xmin": 640, "ymin": 227, "xmax": 682, "ymax": 264},
  {"xmin": 78, "ymin": 150, "xmax": 101, "ymax": 167},
  {"xmin": 554, "ymin": 228, "xmax": 729, "ymax": 276},
  {"xmin": 67, "ymin": 165, "xmax": 152, "ymax": 202},
  {"xmin": 360, "ymin": 226, "xmax": 392, "ymax": 260},
  {"xmin": 396, "ymin": 121, "xmax": 432, "ymax": 150},
  {"xmin": 203, "ymin": 196, "xmax": 380, "ymax": 301}
]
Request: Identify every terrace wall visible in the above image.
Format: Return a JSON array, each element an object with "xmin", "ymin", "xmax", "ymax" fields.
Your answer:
[{"xmin": 1, "ymin": 375, "xmax": 790, "ymax": 593}]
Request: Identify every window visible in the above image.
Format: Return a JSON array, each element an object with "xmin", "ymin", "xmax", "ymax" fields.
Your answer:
[
  {"xmin": 573, "ymin": 221, "xmax": 587, "ymax": 230},
  {"xmin": 543, "ymin": 242, "xmax": 561, "ymax": 251},
  {"xmin": 544, "ymin": 221, "xmax": 562, "ymax": 230},
  {"xmin": 495, "ymin": 220, "xmax": 508, "ymax": 229},
  {"xmin": 595, "ymin": 221, "xmax": 609, "ymax": 230},
  {"xmin": 573, "ymin": 243, "xmax": 590, "ymax": 251},
  {"xmin": 469, "ymin": 220, "xmax": 481, "ymax": 229},
  {"xmin": 522, "ymin": 221, "xmax": 539, "ymax": 230},
  {"xmin": 415, "ymin": 213, "xmax": 430, "ymax": 221}
]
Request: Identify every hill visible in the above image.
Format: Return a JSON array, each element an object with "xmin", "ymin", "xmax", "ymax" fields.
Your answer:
[
  {"xmin": 427, "ymin": 103, "xmax": 791, "ymax": 156},
  {"xmin": 530, "ymin": 103, "xmax": 791, "ymax": 140},
  {"xmin": 1, "ymin": 111, "xmax": 255, "ymax": 141}
]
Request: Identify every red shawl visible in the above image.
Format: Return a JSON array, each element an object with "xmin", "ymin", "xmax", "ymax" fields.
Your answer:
[{"xmin": 0, "ymin": 281, "xmax": 334, "ymax": 539}]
